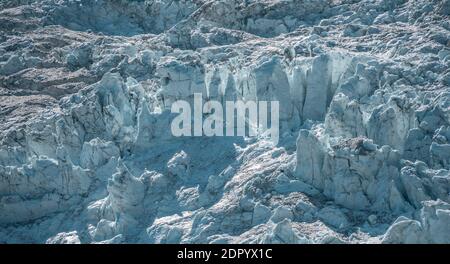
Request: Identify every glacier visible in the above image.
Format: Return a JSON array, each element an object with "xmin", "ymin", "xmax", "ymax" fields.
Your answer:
[{"xmin": 0, "ymin": 0, "xmax": 449, "ymax": 244}]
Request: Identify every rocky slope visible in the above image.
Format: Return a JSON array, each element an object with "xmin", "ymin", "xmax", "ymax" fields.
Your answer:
[{"xmin": 0, "ymin": 0, "xmax": 449, "ymax": 243}]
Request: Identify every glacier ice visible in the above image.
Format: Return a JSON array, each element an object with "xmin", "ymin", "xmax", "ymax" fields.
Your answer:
[{"xmin": 0, "ymin": 0, "xmax": 449, "ymax": 244}]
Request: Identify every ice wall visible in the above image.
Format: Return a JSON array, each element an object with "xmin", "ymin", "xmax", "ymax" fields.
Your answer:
[{"xmin": 0, "ymin": 0, "xmax": 449, "ymax": 244}]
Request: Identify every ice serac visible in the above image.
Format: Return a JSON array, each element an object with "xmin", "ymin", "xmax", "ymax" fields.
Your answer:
[
  {"xmin": 295, "ymin": 128, "xmax": 412, "ymax": 213},
  {"xmin": 1, "ymin": 0, "xmax": 450, "ymax": 244},
  {"xmin": 302, "ymin": 54, "xmax": 331, "ymax": 121},
  {"xmin": 382, "ymin": 200, "xmax": 450, "ymax": 244}
]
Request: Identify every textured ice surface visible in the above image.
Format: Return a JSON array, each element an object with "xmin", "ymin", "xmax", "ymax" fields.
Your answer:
[{"xmin": 0, "ymin": 0, "xmax": 449, "ymax": 243}]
